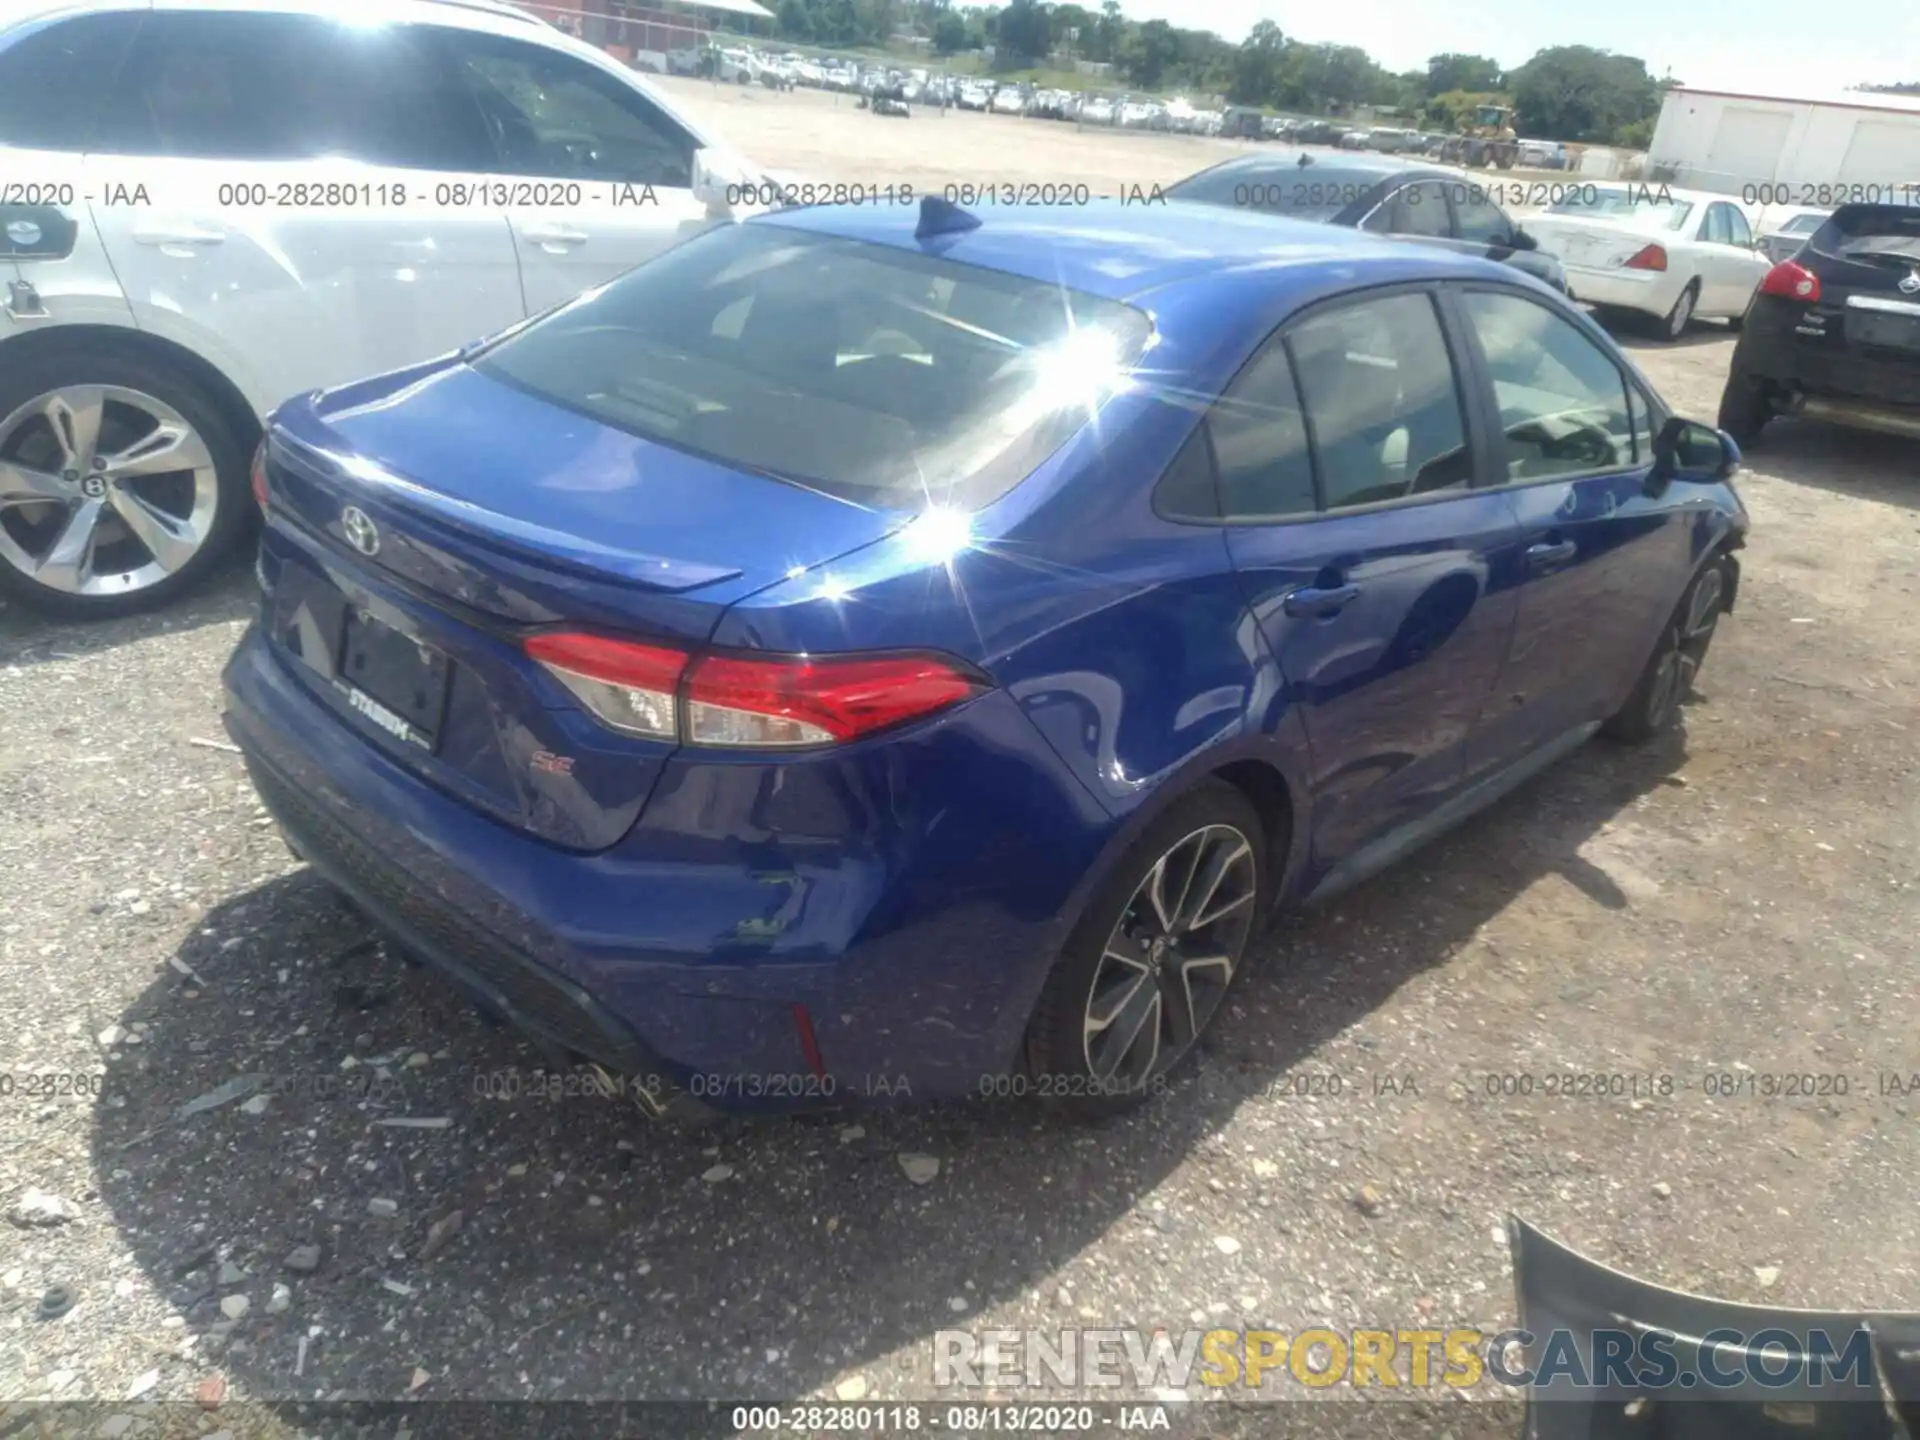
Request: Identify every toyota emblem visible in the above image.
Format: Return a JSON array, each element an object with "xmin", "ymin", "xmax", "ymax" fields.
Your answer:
[
  {"xmin": 1901, "ymin": 269, "xmax": 1920, "ymax": 296},
  {"xmin": 340, "ymin": 505, "xmax": 381, "ymax": 557}
]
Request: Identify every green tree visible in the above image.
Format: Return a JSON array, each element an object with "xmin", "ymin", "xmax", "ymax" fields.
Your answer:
[
  {"xmin": 1425, "ymin": 52, "xmax": 1503, "ymax": 97},
  {"xmin": 1275, "ymin": 42, "xmax": 1378, "ymax": 113},
  {"xmin": 1384, "ymin": 68, "xmax": 1426, "ymax": 109},
  {"xmin": 996, "ymin": 0, "xmax": 1051, "ymax": 66},
  {"xmin": 1616, "ymin": 117, "xmax": 1655, "ymax": 147},
  {"xmin": 775, "ymin": 0, "xmax": 813, "ymax": 39},
  {"xmin": 1052, "ymin": 3, "xmax": 1095, "ymax": 56},
  {"xmin": 1508, "ymin": 45, "xmax": 1660, "ymax": 142},
  {"xmin": 1120, "ymin": 18, "xmax": 1181, "ymax": 89},
  {"xmin": 931, "ymin": 10, "xmax": 967, "ymax": 54},
  {"xmin": 1228, "ymin": 19, "xmax": 1284, "ymax": 105},
  {"xmin": 1424, "ymin": 87, "xmax": 1508, "ymax": 131},
  {"xmin": 1087, "ymin": 0, "xmax": 1124, "ymax": 64}
]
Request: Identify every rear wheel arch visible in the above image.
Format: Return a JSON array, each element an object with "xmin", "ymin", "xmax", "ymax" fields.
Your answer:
[
  {"xmin": 1210, "ymin": 757, "xmax": 1302, "ymax": 905},
  {"xmin": 0, "ymin": 324, "xmax": 264, "ymax": 460},
  {"xmin": 1032, "ymin": 742, "xmax": 1306, "ymax": 972},
  {"xmin": 0, "ymin": 324, "xmax": 264, "ymax": 615}
]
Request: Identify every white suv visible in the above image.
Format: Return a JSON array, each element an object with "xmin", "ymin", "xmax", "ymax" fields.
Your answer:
[{"xmin": 0, "ymin": 0, "xmax": 761, "ymax": 616}]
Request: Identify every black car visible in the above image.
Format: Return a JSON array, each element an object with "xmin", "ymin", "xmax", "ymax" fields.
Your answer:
[
  {"xmin": 1165, "ymin": 150, "xmax": 1568, "ymax": 293},
  {"xmin": 1718, "ymin": 202, "xmax": 1920, "ymax": 445}
]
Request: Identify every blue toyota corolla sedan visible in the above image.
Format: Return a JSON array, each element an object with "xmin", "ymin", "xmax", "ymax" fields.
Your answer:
[{"xmin": 223, "ymin": 197, "xmax": 1748, "ymax": 1116}]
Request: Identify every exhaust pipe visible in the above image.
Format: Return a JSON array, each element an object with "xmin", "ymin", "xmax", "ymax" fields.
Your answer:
[{"xmin": 1792, "ymin": 394, "xmax": 1920, "ymax": 440}]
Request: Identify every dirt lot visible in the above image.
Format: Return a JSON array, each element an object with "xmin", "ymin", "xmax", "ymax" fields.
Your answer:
[
  {"xmin": 658, "ymin": 77, "xmax": 1260, "ymax": 193},
  {"xmin": 2, "ymin": 83, "xmax": 1918, "ymax": 1437}
]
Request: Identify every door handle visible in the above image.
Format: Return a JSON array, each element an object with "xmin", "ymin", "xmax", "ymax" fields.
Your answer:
[
  {"xmin": 1524, "ymin": 539, "xmax": 1578, "ymax": 570},
  {"xmin": 1283, "ymin": 582, "xmax": 1361, "ymax": 619},
  {"xmin": 521, "ymin": 223, "xmax": 589, "ymax": 251}
]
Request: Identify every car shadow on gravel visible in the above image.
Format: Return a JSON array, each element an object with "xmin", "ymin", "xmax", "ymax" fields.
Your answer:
[
  {"xmin": 1600, "ymin": 321, "xmax": 1732, "ymax": 352},
  {"xmin": 0, "ymin": 553, "xmax": 256, "ymax": 665},
  {"xmin": 1741, "ymin": 419, "xmax": 1920, "ymax": 512},
  {"xmin": 85, "ymin": 717, "xmax": 1690, "ymax": 1407}
]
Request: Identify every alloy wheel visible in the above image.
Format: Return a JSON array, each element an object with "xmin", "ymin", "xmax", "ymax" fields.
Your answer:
[
  {"xmin": 1648, "ymin": 566, "xmax": 1725, "ymax": 727},
  {"xmin": 0, "ymin": 385, "xmax": 220, "ymax": 598},
  {"xmin": 1665, "ymin": 286, "xmax": 1695, "ymax": 339},
  {"xmin": 1083, "ymin": 824, "xmax": 1259, "ymax": 1091}
]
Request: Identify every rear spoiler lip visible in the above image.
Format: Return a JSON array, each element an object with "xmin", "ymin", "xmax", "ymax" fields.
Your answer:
[{"xmin": 266, "ymin": 425, "xmax": 746, "ymax": 595}]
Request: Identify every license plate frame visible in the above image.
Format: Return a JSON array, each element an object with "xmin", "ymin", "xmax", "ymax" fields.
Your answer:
[
  {"xmin": 1845, "ymin": 306, "xmax": 1920, "ymax": 354},
  {"xmin": 337, "ymin": 608, "xmax": 452, "ymax": 751}
]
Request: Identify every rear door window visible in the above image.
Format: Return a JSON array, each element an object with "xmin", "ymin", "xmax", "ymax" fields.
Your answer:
[{"xmin": 1288, "ymin": 292, "xmax": 1472, "ymax": 509}]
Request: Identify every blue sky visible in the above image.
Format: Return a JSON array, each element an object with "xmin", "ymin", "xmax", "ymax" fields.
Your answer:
[{"xmin": 1125, "ymin": 0, "xmax": 1920, "ymax": 97}]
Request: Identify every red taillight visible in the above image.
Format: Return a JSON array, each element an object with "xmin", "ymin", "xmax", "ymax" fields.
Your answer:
[
  {"xmin": 250, "ymin": 440, "xmax": 270, "ymax": 510},
  {"xmin": 1622, "ymin": 243, "xmax": 1667, "ymax": 272},
  {"xmin": 1759, "ymin": 260, "xmax": 1821, "ymax": 302},
  {"xmin": 685, "ymin": 651, "xmax": 985, "ymax": 747},
  {"xmin": 523, "ymin": 633, "xmax": 986, "ymax": 748},
  {"xmin": 524, "ymin": 632, "xmax": 687, "ymax": 740}
]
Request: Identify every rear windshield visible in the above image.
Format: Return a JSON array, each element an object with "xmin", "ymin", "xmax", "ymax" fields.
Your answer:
[
  {"xmin": 1820, "ymin": 205, "xmax": 1920, "ymax": 262},
  {"xmin": 1547, "ymin": 190, "xmax": 1695, "ymax": 231},
  {"xmin": 1166, "ymin": 162, "xmax": 1382, "ymax": 220},
  {"xmin": 474, "ymin": 222, "xmax": 1151, "ymax": 511}
]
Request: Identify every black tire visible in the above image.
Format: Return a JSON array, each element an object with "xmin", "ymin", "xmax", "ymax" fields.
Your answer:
[
  {"xmin": 1716, "ymin": 367, "xmax": 1771, "ymax": 447},
  {"xmin": 0, "ymin": 341, "xmax": 253, "ymax": 619},
  {"xmin": 1024, "ymin": 781, "xmax": 1268, "ymax": 1116},
  {"xmin": 1604, "ymin": 553, "xmax": 1733, "ymax": 744},
  {"xmin": 1657, "ymin": 280, "xmax": 1699, "ymax": 341}
]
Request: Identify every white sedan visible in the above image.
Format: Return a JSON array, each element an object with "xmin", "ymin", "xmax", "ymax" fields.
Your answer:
[{"xmin": 1524, "ymin": 186, "xmax": 1774, "ymax": 340}]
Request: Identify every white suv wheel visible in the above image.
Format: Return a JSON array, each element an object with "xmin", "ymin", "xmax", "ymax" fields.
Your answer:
[{"xmin": 0, "ymin": 372, "xmax": 235, "ymax": 613}]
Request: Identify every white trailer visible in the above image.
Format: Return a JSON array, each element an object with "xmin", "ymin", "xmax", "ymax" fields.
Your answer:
[{"xmin": 1647, "ymin": 86, "xmax": 1920, "ymax": 206}]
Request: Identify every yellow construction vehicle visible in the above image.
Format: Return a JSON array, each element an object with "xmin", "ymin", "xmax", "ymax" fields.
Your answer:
[{"xmin": 1439, "ymin": 105, "xmax": 1519, "ymax": 169}]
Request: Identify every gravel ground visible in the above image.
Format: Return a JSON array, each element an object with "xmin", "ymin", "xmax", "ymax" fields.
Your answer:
[{"xmin": 3, "ymin": 87, "xmax": 1919, "ymax": 1438}]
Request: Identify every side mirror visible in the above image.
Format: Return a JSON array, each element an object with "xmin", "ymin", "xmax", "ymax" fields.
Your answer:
[
  {"xmin": 690, "ymin": 148, "xmax": 749, "ymax": 218},
  {"xmin": 1649, "ymin": 416, "xmax": 1740, "ymax": 490},
  {"xmin": 1508, "ymin": 226, "xmax": 1539, "ymax": 251}
]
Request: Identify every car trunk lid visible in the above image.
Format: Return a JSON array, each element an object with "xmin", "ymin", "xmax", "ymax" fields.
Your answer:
[
  {"xmin": 257, "ymin": 356, "xmax": 907, "ymax": 850},
  {"xmin": 1525, "ymin": 212, "xmax": 1687, "ymax": 270}
]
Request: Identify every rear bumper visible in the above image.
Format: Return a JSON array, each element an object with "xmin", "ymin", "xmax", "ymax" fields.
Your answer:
[
  {"xmin": 1733, "ymin": 306, "xmax": 1920, "ymax": 421},
  {"xmin": 221, "ymin": 623, "xmax": 1110, "ymax": 1111},
  {"xmin": 1561, "ymin": 264, "xmax": 1681, "ymax": 317}
]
